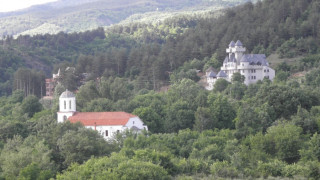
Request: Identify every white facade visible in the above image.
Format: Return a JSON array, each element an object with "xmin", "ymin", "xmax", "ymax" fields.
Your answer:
[
  {"xmin": 86, "ymin": 117, "xmax": 148, "ymax": 140},
  {"xmin": 207, "ymin": 40, "xmax": 275, "ymax": 87},
  {"xmin": 57, "ymin": 90, "xmax": 76, "ymax": 123}
]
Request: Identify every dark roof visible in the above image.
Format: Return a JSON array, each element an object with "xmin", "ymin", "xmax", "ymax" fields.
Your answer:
[
  {"xmin": 224, "ymin": 55, "xmax": 236, "ymax": 63},
  {"xmin": 240, "ymin": 54, "xmax": 269, "ymax": 66},
  {"xmin": 235, "ymin": 40, "xmax": 243, "ymax": 46},
  {"xmin": 223, "ymin": 56, "xmax": 229, "ymax": 63},
  {"xmin": 229, "ymin": 41, "xmax": 235, "ymax": 47},
  {"xmin": 60, "ymin": 90, "xmax": 75, "ymax": 98},
  {"xmin": 217, "ymin": 70, "xmax": 227, "ymax": 77},
  {"xmin": 206, "ymin": 66, "xmax": 216, "ymax": 72},
  {"xmin": 207, "ymin": 71, "xmax": 217, "ymax": 78}
]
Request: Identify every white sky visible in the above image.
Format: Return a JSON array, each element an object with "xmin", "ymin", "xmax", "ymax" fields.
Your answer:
[{"xmin": 0, "ymin": 0, "xmax": 58, "ymax": 12}]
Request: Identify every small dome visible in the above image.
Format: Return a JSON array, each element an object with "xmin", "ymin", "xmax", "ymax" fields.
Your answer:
[{"xmin": 60, "ymin": 90, "xmax": 75, "ymax": 98}]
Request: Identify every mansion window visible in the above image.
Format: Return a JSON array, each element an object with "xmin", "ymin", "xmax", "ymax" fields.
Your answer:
[
  {"xmin": 251, "ymin": 76, "xmax": 256, "ymax": 80},
  {"xmin": 105, "ymin": 130, "xmax": 108, "ymax": 137}
]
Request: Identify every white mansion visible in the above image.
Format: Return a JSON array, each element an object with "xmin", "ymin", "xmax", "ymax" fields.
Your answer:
[
  {"xmin": 57, "ymin": 90, "xmax": 148, "ymax": 140},
  {"xmin": 206, "ymin": 40, "xmax": 275, "ymax": 90}
]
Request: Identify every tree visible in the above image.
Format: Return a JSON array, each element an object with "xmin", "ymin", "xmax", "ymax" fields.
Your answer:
[
  {"xmin": 164, "ymin": 100, "xmax": 195, "ymax": 133},
  {"xmin": 300, "ymin": 133, "xmax": 320, "ymax": 162},
  {"xmin": 76, "ymin": 80, "xmax": 100, "ymax": 110},
  {"xmin": 291, "ymin": 107, "xmax": 318, "ymax": 134},
  {"xmin": 57, "ymin": 128, "xmax": 113, "ymax": 169},
  {"xmin": 209, "ymin": 95, "xmax": 236, "ymax": 130},
  {"xmin": 193, "ymin": 107, "xmax": 212, "ymax": 132},
  {"xmin": 82, "ymin": 98, "xmax": 113, "ymax": 112},
  {"xmin": 167, "ymin": 78, "xmax": 202, "ymax": 110},
  {"xmin": 0, "ymin": 136, "xmax": 54, "ymax": 179},
  {"xmin": 133, "ymin": 107, "xmax": 163, "ymax": 133},
  {"xmin": 214, "ymin": 79, "xmax": 230, "ymax": 92},
  {"xmin": 264, "ymin": 122, "xmax": 303, "ymax": 163},
  {"xmin": 231, "ymin": 72, "xmax": 245, "ymax": 83},
  {"xmin": 21, "ymin": 95, "xmax": 43, "ymax": 118},
  {"xmin": 227, "ymin": 82, "xmax": 247, "ymax": 100}
]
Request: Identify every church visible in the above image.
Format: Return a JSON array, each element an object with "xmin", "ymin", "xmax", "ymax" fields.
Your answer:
[
  {"xmin": 206, "ymin": 40, "xmax": 275, "ymax": 90},
  {"xmin": 57, "ymin": 90, "xmax": 148, "ymax": 140}
]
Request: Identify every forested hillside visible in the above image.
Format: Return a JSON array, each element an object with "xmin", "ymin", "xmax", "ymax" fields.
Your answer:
[
  {"xmin": 0, "ymin": 0, "xmax": 250, "ymax": 37},
  {"xmin": 1, "ymin": 0, "xmax": 320, "ymax": 179}
]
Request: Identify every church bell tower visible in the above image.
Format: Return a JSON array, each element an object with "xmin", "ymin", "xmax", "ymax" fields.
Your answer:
[{"xmin": 57, "ymin": 89, "xmax": 76, "ymax": 123}]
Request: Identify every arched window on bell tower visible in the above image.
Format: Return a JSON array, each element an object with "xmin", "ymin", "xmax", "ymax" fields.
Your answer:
[
  {"xmin": 64, "ymin": 100, "xmax": 66, "ymax": 109},
  {"xmin": 69, "ymin": 100, "xmax": 71, "ymax": 110}
]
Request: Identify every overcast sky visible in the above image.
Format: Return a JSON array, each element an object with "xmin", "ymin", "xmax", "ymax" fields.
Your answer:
[{"xmin": 0, "ymin": 0, "xmax": 57, "ymax": 12}]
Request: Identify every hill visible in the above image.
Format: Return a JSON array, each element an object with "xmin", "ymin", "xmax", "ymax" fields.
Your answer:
[
  {"xmin": 0, "ymin": 0, "xmax": 253, "ymax": 37},
  {"xmin": 0, "ymin": 0, "xmax": 319, "ymax": 96}
]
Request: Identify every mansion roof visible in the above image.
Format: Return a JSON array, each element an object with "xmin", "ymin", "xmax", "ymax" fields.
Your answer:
[
  {"xmin": 240, "ymin": 54, "xmax": 269, "ymax": 66},
  {"xmin": 207, "ymin": 71, "xmax": 217, "ymax": 78},
  {"xmin": 217, "ymin": 70, "xmax": 227, "ymax": 77},
  {"xmin": 68, "ymin": 112, "xmax": 137, "ymax": 126}
]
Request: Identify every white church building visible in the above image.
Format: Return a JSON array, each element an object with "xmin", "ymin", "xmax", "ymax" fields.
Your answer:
[
  {"xmin": 57, "ymin": 90, "xmax": 148, "ymax": 140},
  {"xmin": 206, "ymin": 40, "xmax": 275, "ymax": 90}
]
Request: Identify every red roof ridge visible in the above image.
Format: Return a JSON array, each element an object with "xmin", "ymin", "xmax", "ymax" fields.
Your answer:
[{"xmin": 68, "ymin": 111, "xmax": 137, "ymax": 126}]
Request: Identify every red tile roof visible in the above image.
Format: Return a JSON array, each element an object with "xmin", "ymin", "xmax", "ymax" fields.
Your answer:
[{"xmin": 68, "ymin": 112, "xmax": 137, "ymax": 126}]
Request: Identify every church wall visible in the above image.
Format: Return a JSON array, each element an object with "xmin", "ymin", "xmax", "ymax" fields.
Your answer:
[
  {"xmin": 86, "ymin": 125, "xmax": 126, "ymax": 140},
  {"xmin": 126, "ymin": 117, "xmax": 148, "ymax": 131},
  {"xmin": 57, "ymin": 112, "xmax": 74, "ymax": 123}
]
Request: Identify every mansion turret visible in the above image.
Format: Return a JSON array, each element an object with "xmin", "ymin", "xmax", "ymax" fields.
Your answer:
[{"xmin": 206, "ymin": 40, "xmax": 275, "ymax": 90}]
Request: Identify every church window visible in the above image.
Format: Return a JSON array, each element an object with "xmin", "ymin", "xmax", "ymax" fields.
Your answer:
[
  {"xmin": 64, "ymin": 101, "xmax": 66, "ymax": 109},
  {"xmin": 105, "ymin": 130, "xmax": 108, "ymax": 136},
  {"xmin": 264, "ymin": 69, "xmax": 266, "ymax": 72},
  {"xmin": 267, "ymin": 69, "xmax": 269, "ymax": 72},
  {"xmin": 63, "ymin": 115, "xmax": 67, "ymax": 122},
  {"xmin": 69, "ymin": 100, "xmax": 71, "ymax": 109}
]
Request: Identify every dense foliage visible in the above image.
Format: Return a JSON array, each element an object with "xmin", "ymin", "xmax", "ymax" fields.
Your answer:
[
  {"xmin": 0, "ymin": 0, "xmax": 320, "ymax": 179},
  {"xmin": 0, "ymin": 0, "xmax": 319, "ymax": 96}
]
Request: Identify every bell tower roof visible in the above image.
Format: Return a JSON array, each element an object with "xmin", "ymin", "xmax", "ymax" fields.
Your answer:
[{"xmin": 60, "ymin": 89, "xmax": 75, "ymax": 98}]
